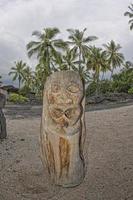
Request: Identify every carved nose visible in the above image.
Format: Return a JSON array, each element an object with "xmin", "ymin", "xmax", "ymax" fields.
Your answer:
[
  {"xmin": 58, "ymin": 94, "xmax": 72, "ymax": 104},
  {"xmin": 66, "ymin": 98, "xmax": 72, "ymax": 104},
  {"xmin": 60, "ymin": 118, "xmax": 69, "ymax": 128},
  {"xmin": 63, "ymin": 121, "xmax": 68, "ymax": 128}
]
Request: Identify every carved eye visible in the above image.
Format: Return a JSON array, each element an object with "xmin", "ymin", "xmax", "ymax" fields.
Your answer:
[
  {"xmin": 67, "ymin": 83, "xmax": 79, "ymax": 93},
  {"xmin": 51, "ymin": 108, "xmax": 63, "ymax": 118},
  {"xmin": 51, "ymin": 83, "xmax": 60, "ymax": 93}
]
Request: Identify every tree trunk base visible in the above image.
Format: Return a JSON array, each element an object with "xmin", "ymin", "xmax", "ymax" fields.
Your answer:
[{"xmin": 0, "ymin": 110, "xmax": 7, "ymax": 139}]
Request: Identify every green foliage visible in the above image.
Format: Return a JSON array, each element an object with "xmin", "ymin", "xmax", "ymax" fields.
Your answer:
[
  {"xmin": 67, "ymin": 28, "xmax": 97, "ymax": 81},
  {"xmin": 87, "ymin": 46, "xmax": 108, "ymax": 94},
  {"xmin": 8, "ymin": 27, "xmax": 133, "ymax": 98},
  {"xmin": 19, "ymin": 86, "xmax": 31, "ymax": 96},
  {"xmin": 86, "ymin": 80, "xmax": 114, "ymax": 96},
  {"xmin": 112, "ymin": 67, "xmax": 133, "ymax": 93},
  {"xmin": 128, "ymin": 87, "xmax": 133, "ymax": 94},
  {"xmin": 9, "ymin": 93, "xmax": 28, "ymax": 104},
  {"xmin": 124, "ymin": 3, "xmax": 133, "ymax": 30},
  {"xmin": 27, "ymin": 27, "xmax": 67, "ymax": 78},
  {"xmin": 86, "ymin": 82, "xmax": 97, "ymax": 96},
  {"xmin": 103, "ymin": 40, "xmax": 124, "ymax": 79},
  {"xmin": 9, "ymin": 60, "xmax": 27, "ymax": 89},
  {"xmin": 23, "ymin": 67, "xmax": 33, "ymax": 85},
  {"xmin": 99, "ymin": 80, "xmax": 114, "ymax": 94},
  {"xmin": 9, "ymin": 62, "xmax": 34, "ymax": 96},
  {"xmin": 26, "ymin": 27, "xmax": 98, "ymax": 94}
]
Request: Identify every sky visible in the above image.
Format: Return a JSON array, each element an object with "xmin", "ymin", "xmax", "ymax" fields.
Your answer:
[{"xmin": 0, "ymin": 0, "xmax": 133, "ymax": 84}]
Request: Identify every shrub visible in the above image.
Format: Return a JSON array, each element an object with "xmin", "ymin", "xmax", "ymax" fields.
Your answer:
[
  {"xmin": 86, "ymin": 82, "xmax": 97, "ymax": 96},
  {"xmin": 8, "ymin": 93, "xmax": 28, "ymax": 104},
  {"xmin": 112, "ymin": 80, "xmax": 131, "ymax": 93},
  {"xmin": 86, "ymin": 80, "xmax": 114, "ymax": 96},
  {"xmin": 99, "ymin": 80, "xmax": 114, "ymax": 94},
  {"xmin": 19, "ymin": 86, "xmax": 31, "ymax": 96},
  {"xmin": 112, "ymin": 68, "xmax": 133, "ymax": 93},
  {"xmin": 128, "ymin": 87, "xmax": 133, "ymax": 94}
]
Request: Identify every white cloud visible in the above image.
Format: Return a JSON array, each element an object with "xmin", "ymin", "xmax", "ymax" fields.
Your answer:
[{"xmin": 0, "ymin": 0, "xmax": 133, "ymax": 82}]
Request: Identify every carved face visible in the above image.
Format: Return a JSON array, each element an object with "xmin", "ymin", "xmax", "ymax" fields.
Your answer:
[{"xmin": 45, "ymin": 71, "xmax": 83, "ymax": 128}]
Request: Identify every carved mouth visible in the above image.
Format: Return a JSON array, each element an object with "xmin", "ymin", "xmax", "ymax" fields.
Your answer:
[{"xmin": 48, "ymin": 105, "xmax": 81, "ymax": 128}]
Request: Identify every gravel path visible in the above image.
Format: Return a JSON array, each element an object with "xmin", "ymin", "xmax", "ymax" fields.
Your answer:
[{"xmin": 0, "ymin": 105, "xmax": 133, "ymax": 200}]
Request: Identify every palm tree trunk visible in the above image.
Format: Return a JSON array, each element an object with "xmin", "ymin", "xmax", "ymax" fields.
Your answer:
[
  {"xmin": 45, "ymin": 47, "xmax": 50, "ymax": 76},
  {"xmin": 95, "ymin": 79, "xmax": 99, "ymax": 95},
  {"xmin": 110, "ymin": 69, "xmax": 114, "ymax": 80},
  {"xmin": 79, "ymin": 48, "xmax": 81, "ymax": 73},
  {"xmin": 96, "ymin": 70, "xmax": 100, "ymax": 95},
  {"xmin": 18, "ymin": 76, "xmax": 21, "ymax": 93},
  {"xmin": 101, "ymin": 72, "xmax": 104, "ymax": 80},
  {"xmin": 18, "ymin": 76, "xmax": 21, "ymax": 99}
]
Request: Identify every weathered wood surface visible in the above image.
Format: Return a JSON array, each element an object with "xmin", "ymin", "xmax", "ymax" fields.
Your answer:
[
  {"xmin": 0, "ymin": 94, "xmax": 7, "ymax": 139},
  {"xmin": 40, "ymin": 71, "xmax": 86, "ymax": 187},
  {"xmin": 0, "ymin": 93, "xmax": 6, "ymax": 109}
]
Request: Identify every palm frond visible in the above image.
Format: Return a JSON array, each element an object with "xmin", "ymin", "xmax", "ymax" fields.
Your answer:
[
  {"xmin": 32, "ymin": 31, "xmax": 42, "ymax": 38},
  {"xmin": 124, "ymin": 3, "xmax": 133, "ymax": 30},
  {"xmin": 124, "ymin": 11, "xmax": 133, "ymax": 17},
  {"xmin": 54, "ymin": 39, "xmax": 68, "ymax": 49},
  {"xmin": 26, "ymin": 41, "xmax": 40, "ymax": 50},
  {"xmin": 67, "ymin": 29, "xmax": 75, "ymax": 35},
  {"xmin": 130, "ymin": 22, "xmax": 133, "ymax": 30},
  {"xmin": 45, "ymin": 27, "xmax": 60, "ymax": 39},
  {"xmin": 83, "ymin": 36, "xmax": 98, "ymax": 43}
]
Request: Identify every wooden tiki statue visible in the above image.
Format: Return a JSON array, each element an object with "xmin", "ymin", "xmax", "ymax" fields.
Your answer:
[
  {"xmin": 0, "ymin": 93, "xmax": 7, "ymax": 139},
  {"xmin": 40, "ymin": 71, "xmax": 86, "ymax": 187}
]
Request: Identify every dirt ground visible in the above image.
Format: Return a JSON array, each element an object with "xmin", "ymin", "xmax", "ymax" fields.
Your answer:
[{"xmin": 0, "ymin": 104, "xmax": 133, "ymax": 200}]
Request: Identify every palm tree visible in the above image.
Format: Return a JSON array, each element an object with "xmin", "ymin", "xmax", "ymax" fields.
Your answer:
[
  {"xmin": 103, "ymin": 40, "xmax": 124, "ymax": 80},
  {"xmin": 87, "ymin": 46, "xmax": 108, "ymax": 94},
  {"xmin": 27, "ymin": 27, "xmax": 67, "ymax": 77},
  {"xmin": 23, "ymin": 66, "xmax": 34, "ymax": 91},
  {"xmin": 57, "ymin": 48, "xmax": 78, "ymax": 70},
  {"xmin": 33, "ymin": 63, "xmax": 48, "ymax": 96},
  {"xmin": 67, "ymin": 28, "xmax": 97, "ymax": 75},
  {"xmin": 124, "ymin": 3, "xmax": 133, "ymax": 30},
  {"xmin": 9, "ymin": 60, "xmax": 27, "ymax": 90},
  {"xmin": 101, "ymin": 60, "xmax": 109, "ymax": 80},
  {"xmin": 124, "ymin": 61, "xmax": 133, "ymax": 69}
]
